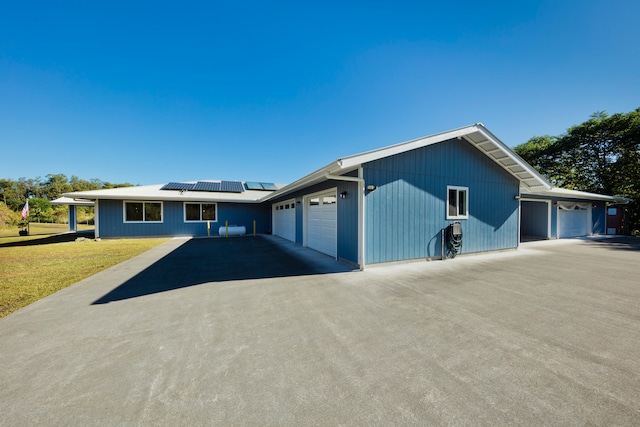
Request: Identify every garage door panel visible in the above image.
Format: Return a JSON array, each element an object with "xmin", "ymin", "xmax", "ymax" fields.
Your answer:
[
  {"xmin": 306, "ymin": 192, "xmax": 337, "ymax": 258},
  {"xmin": 558, "ymin": 205, "xmax": 589, "ymax": 238},
  {"xmin": 273, "ymin": 200, "xmax": 295, "ymax": 242}
]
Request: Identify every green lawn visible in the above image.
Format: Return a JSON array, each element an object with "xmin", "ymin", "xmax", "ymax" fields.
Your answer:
[
  {"xmin": 0, "ymin": 222, "xmax": 94, "ymax": 238},
  {"xmin": 0, "ymin": 233, "xmax": 168, "ymax": 318}
]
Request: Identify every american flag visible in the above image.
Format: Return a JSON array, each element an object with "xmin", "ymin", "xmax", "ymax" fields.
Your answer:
[{"xmin": 21, "ymin": 200, "xmax": 29, "ymax": 220}]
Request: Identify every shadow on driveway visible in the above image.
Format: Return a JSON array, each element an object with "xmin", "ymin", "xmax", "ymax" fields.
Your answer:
[
  {"xmin": 0, "ymin": 231, "xmax": 95, "ymax": 247},
  {"xmin": 585, "ymin": 235, "xmax": 640, "ymax": 251},
  {"xmin": 93, "ymin": 236, "xmax": 353, "ymax": 304}
]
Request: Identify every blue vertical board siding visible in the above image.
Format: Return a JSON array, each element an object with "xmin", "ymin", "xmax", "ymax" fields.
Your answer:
[
  {"xmin": 68, "ymin": 205, "xmax": 77, "ymax": 231},
  {"xmin": 218, "ymin": 203, "xmax": 271, "ymax": 235},
  {"xmin": 592, "ymin": 203, "xmax": 606, "ymax": 234},
  {"xmin": 97, "ymin": 199, "xmax": 270, "ymax": 238},
  {"xmin": 363, "ymin": 138, "xmax": 520, "ymax": 264},
  {"xmin": 269, "ymin": 177, "xmax": 360, "ymax": 264},
  {"xmin": 337, "ymin": 180, "xmax": 359, "ymax": 263}
]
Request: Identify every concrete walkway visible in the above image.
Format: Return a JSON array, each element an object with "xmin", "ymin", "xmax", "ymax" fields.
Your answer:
[{"xmin": 1, "ymin": 236, "xmax": 639, "ymax": 425}]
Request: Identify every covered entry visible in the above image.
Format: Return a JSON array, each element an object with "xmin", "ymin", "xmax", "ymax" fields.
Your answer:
[
  {"xmin": 520, "ymin": 200, "xmax": 550, "ymax": 240},
  {"xmin": 304, "ymin": 190, "xmax": 337, "ymax": 258}
]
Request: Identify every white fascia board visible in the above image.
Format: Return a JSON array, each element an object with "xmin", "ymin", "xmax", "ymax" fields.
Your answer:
[
  {"xmin": 50, "ymin": 196, "xmax": 95, "ymax": 206},
  {"xmin": 522, "ymin": 187, "xmax": 631, "ymax": 203},
  {"xmin": 462, "ymin": 125, "xmax": 551, "ymax": 191},
  {"xmin": 335, "ymin": 123, "xmax": 552, "ymax": 191},
  {"xmin": 259, "ymin": 161, "xmax": 343, "ymax": 202},
  {"xmin": 337, "ymin": 125, "xmax": 479, "ymax": 170},
  {"xmin": 63, "ymin": 184, "xmax": 267, "ymax": 203}
]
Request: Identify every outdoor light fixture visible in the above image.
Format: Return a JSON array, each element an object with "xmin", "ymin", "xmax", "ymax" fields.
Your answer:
[
  {"xmin": 366, "ymin": 185, "xmax": 377, "ymax": 191},
  {"xmin": 340, "ymin": 191, "xmax": 348, "ymax": 199}
]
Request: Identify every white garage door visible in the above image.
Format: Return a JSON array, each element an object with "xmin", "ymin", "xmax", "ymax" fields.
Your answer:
[
  {"xmin": 557, "ymin": 202, "xmax": 590, "ymax": 238},
  {"xmin": 273, "ymin": 199, "xmax": 296, "ymax": 242},
  {"xmin": 306, "ymin": 191, "xmax": 337, "ymax": 258}
]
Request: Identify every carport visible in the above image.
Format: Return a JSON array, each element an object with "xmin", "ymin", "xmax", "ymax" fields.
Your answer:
[{"xmin": 520, "ymin": 187, "xmax": 631, "ymax": 239}]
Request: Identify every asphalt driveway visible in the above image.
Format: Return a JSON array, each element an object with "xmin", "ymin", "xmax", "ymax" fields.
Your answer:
[{"xmin": 1, "ymin": 235, "xmax": 639, "ymax": 426}]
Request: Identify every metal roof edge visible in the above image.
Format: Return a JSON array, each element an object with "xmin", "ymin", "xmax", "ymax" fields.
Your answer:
[
  {"xmin": 337, "ymin": 124, "xmax": 482, "ymax": 170},
  {"xmin": 522, "ymin": 187, "xmax": 632, "ymax": 204},
  {"xmin": 473, "ymin": 124, "xmax": 553, "ymax": 190},
  {"xmin": 259, "ymin": 160, "xmax": 343, "ymax": 202}
]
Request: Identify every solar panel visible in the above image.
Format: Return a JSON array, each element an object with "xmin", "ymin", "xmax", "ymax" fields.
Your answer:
[
  {"xmin": 220, "ymin": 180, "xmax": 244, "ymax": 193},
  {"xmin": 245, "ymin": 181, "xmax": 263, "ymax": 190},
  {"xmin": 260, "ymin": 182, "xmax": 278, "ymax": 191},
  {"xmin": 161, "ymin": 182, "xmax": 196, "ymax": 191},
  {"xmin": 193, "ymin": 181, "xmax": 221, "ymax": 192}
]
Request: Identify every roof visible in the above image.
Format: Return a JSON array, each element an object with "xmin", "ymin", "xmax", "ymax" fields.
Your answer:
[
  {"xmin": 522, "ymin": 187, "xmax": 631, "ymax": 204},
  {"xmin": 263, "ymin": 123, "xmax": 553, "ymax": 201},
  {"xmin": 58, "ymin": 124, "xmax": 628, "ymax": 206},
  {"xmin": 50, "ymin": 196, "xmax": 95, "ymax": 206},
  {"xmin": 62, "ymin": 181, "xmax": 284, "ymax": 204}
]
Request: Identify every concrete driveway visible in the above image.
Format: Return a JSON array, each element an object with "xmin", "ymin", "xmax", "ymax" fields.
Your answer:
[{"xmin": 1, "ymin": 235, "xmax": 639, "ymax": 426}]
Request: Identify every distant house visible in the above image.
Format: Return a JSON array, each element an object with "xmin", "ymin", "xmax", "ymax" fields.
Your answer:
[{"xmin": 57, "ymin": 124, "xmax": 630, "ymax": 268}]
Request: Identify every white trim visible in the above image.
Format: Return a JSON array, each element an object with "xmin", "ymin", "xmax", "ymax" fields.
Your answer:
[
  {"xmin": 358, "ymin": 167, "xmax": 364, "ymax": 269},
  {"xmin": 324, "ymin": 172, "xmax": 366, "ymax": 269},
  {"xmin": 272, "ymin": 198, "xmax": 296, "ymax": 242},
  {"xmin": 123, "ymin": 200, "xmax": 164, "ymax": 223},
  {"xmin": 446, "ymin": 186, "xmax": 469, "ymax": 220},
  {"xmin": 183, "ymin": 202, "xmax": 218, "ymax": 223},
  {"xmin": 303, "ymin": 188, "xmax": 338, "ymax": 258},
  {"xmin": 94, "ymin": 200, "xmax": 100, "ymax": 239}
]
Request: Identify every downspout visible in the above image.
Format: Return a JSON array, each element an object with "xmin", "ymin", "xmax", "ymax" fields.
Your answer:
[{"xmin": 324, "ymin": 172, "xmax": 365, "ymax": 270}]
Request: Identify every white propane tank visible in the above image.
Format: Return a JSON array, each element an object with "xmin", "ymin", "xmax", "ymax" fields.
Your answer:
[{"xmin": 218, "ymin": 225, "xmax": 246, "ymax": 237}]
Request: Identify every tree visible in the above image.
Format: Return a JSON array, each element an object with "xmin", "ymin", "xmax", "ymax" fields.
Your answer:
[
  {"xmin": 43, "ymin": 174, "xmax": 72, "ymax": 200},
  {"xmin": 514, "ymin": 109, "xmax": 640, "ymax": 233}
]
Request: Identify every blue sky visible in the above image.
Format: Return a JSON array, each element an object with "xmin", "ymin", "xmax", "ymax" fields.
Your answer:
[{"xmin": 1, "ymin": 1, "xmax": 638, "ymax": 186}]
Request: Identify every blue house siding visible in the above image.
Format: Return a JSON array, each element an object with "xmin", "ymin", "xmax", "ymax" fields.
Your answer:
[
  {"xmin": 269, "ymin": 178, "xmax": 360, "ymax": 264},
  {"xmin": 68, "ymin": 205, "xmax": 77, "ymax": 232},
  {"xmin": 363, "ymin": 138, "xmax": 520, "ymax": 264},
  {"xmin": 97, "ymin": 199, "xmax": 270, "ymax": 238},
  {"xmin": 218, "ymin": 203, "xmax": 271, "ymax": 235}
]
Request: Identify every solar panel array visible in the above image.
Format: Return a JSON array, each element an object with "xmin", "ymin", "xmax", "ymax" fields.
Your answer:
[
  {"xmin": 221, "ymin": 181, "xmax": 245, "ymax": 193},
  {"xmin": 162, "ymin": 182, "xmax": 196, "ymax": 191},
  {"xmin": 161, "ymin": 181, "xmax": 248, "ymax": 193},
  {"xmin": 245, "ymin": 181, "xmax": 278, "ymax": 191},
  {"xmin": 193, "ymin": 181, "xmax": 221, "ymax": 192}
]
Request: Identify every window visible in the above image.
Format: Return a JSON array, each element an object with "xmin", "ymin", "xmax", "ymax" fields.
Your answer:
[
  {"xmin": 184, "ymin": 203, "xmax": 217, "ymax": 222},
  {"xmin": 124, "ymin": 201, "xmax": 163, "ymax": 222},
  {"xmin": 323, "ymin": 195, "xmax": 337, "ymax": 205},
  {"xmin": 447, "ymin": 186, "xmax": 468, "ymax": 219}
]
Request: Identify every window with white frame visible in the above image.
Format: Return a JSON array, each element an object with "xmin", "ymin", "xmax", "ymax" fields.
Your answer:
[
  {"xmin": 446, "ymin": 186, "xmax": 468, "ymax": 219},
  {"xmin": 184, "ymin": 203, "xmax": 217, "ymax": 222},
  {"xmin": 124, "ymin": 201, "xmax": 163, "ymax": 222}
]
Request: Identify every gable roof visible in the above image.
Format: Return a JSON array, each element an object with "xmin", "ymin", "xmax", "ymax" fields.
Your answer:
[{"xmin": 263, "ymin": 123, "xmax": 552, "ymax": 201}]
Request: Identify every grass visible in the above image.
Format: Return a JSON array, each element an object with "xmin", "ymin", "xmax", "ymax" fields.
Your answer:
[
  {"xmin": 0, "ymin": 233, "xmax": 168, "ymax": 318},
  {"xmin": 0, "ymin": 223, "xmax": 94, "ymax": 238}
]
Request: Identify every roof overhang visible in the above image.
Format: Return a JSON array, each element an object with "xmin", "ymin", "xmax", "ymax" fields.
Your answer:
[
  {"xmin": 263, "ymin": 123, "xmax": 552, "ymax": 201},
  {"xmin": 521, "ymin": 187, "xmax": 631, "ymax": 204},
  {"xmin": 62, "ymin": 184, "xmax": 271, "ymax": 204},
  {"xmin": 50, "ymin": 197, "xmax": 95, "ymax": 206}
]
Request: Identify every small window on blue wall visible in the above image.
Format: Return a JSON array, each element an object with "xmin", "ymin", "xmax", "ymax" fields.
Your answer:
[{"xmin": 447, "ymin": 186, "xmax": 468, "ymax": 220}]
